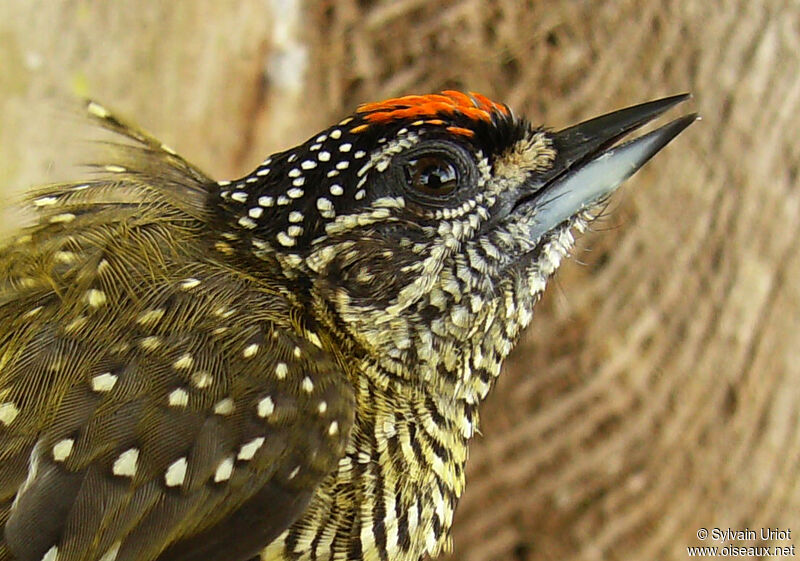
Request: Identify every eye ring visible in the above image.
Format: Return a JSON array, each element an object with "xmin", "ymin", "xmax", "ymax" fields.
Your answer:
[{"xmin": 404, "ymin": 156, "xmax": 459, "ymax": 196}]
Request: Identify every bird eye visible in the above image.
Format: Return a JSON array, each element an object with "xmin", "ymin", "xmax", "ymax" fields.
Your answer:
[{"xmin": 404, "ymin": 156, "xmax": 459, "ymax": 196}]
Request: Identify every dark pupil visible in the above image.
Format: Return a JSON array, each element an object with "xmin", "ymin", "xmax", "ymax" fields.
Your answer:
[{"xmin": 408, "ymin": 157, "xmax": 458, "ymax": 194}]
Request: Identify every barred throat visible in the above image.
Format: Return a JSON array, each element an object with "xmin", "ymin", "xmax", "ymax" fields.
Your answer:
[
  {"xmin": 260, "ymin": 367, "xmax": 475, "ymax": 561},
  {"xmin": 260, "ymin": 220, "xmax": 585, "ymax": 561}
]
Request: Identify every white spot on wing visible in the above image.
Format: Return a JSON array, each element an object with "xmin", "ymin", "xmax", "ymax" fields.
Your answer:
[
  {"xmin": 180, "ymin": 278, "xmax": 201, "ymax": 290},
  {"xmin": 192, "ymin": 371, "xmax": 213, "ymax": 388},
  {"xmin": 113, "ymin": 448, "xmax": 140, "ymax": 477},
  {"xmin": 49, "ymin": 213, "xmax": 75, "ymax": 224},
  {"xmin": 91, "ymin": 372, "xmax": 118, "ymax": 392},
  {"xmin": 42, "ymin": 545, "xmax": 58, "ymax": 561},
  {"xmin": 214, "ymin": 456, "xmax": 234, "ymax": 482},
  {"xmin": 0, "ymin": 402, "xmax": 20, "ymax": 425},
  {"xmin": 275, "ymin": 362, "xmax": 288, "ymax": 379},
  {"xmin": 98, "ymin": 542, "xmax": 121, "ymax": 561},
  {"xmin": 87, "ymin": 101, "xmax": 110, "ymax": 118},
  {"xmin": 238, "ymin": 437, "xmax": 266, "ymax": 461},
  {"xmin": 33, "ymin": 196, "xmax": 58, "ymax": 207},
  {"xmin": 257, "ymin": 396, "xmax": 275, "ymax": 417},
  {"xmin": 213, "ymin": 398, "xmax": 235, "ymax": 415},
  {"xmin": 136, "ymin": 308, "xmax": 165, "ymax": 325},
  {"xmin": 173, "ymin": 353, "xmax": 194, "ymax": 370},
  {"xmin": 168, "ymin": 388, "xmax": 189, "ymax": 407},
  {"xmin": 52, "ymin": 439, "xmax": 74, "ymax": 462},
  {"xmin": 165, "ymin": 457, "xmax": 188, "ymax": 487}
]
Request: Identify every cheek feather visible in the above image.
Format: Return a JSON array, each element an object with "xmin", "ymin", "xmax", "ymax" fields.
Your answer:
[{"xmin": 492, "ymin": 132, "xmax": 557, "ymax": 184}]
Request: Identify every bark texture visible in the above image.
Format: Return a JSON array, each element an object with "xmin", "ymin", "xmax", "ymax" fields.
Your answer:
[{"xmin": 1, "ymin": 1, "xmax": 798, "ymax": 560}]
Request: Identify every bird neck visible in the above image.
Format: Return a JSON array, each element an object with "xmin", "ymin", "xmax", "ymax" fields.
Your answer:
[{"xmin": 308, "ymin": 280, "xmax": 508, "ymax": 414}]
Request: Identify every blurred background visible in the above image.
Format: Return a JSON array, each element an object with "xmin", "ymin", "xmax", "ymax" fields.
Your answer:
[{"xmin": 1, "ymin": 1, "xmax": 799, "ymax": 559}]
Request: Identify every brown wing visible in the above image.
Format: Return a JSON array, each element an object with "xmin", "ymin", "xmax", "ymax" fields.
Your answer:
[
  {"xmin": 0, "ymin": 103, "xmax": 354, "ymax": 561},
  {"xmin": 0, "ymin": 276, "xmax": 353, "ymax": 561}
]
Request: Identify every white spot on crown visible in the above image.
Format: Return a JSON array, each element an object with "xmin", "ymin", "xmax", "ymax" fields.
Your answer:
[{"xmin": 277, "ymin": 232, "xmax": 296, "ymax": 247}]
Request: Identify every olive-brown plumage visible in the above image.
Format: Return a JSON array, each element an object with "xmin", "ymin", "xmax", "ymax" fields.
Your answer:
[{"xmin": 0, "ymin": 93, "xmax": 694, "ymax": 561}]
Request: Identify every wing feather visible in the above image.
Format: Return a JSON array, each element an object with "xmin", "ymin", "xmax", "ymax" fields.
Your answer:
[{"xmin": 0, "ymin": 103, "xmax": 354, "ymax": 561}]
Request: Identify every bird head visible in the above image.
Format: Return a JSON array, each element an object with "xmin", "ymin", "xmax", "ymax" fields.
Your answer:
[{"xmin": 213, "ymin": 91, "xmax": 695, "ymax": 402}]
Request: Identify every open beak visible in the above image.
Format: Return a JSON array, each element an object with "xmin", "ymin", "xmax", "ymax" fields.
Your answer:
[{"xmin": 524, "ymin": 94, "xmax": 698, "ymax": 242}]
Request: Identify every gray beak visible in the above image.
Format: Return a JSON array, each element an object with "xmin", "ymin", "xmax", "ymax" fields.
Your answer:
[{"xmin": 526, "ymin": 94, "xmax": 698, "ymax": 241}]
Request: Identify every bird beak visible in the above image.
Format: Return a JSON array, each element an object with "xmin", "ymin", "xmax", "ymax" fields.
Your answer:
[{"xmin": 524, "ymin": 94, "xmax": 698, "ymax": 242}]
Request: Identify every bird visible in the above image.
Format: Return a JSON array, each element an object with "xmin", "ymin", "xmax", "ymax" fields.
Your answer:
[{"xmin": 0, "ymin": 90, "xmax": 695, "ymax": 561}]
